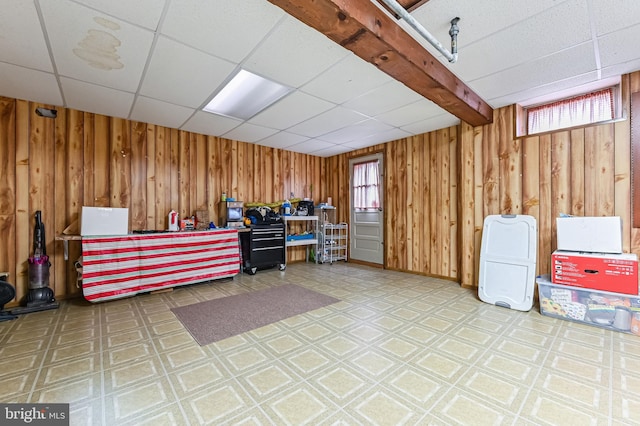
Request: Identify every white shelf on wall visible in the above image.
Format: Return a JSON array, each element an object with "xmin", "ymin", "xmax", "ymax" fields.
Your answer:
[
  {"xmin": 283, "ymin": 215, "xmax": 318, "ymax": 263},
  {"xmin": 286, "ymin": 238, "xmax": 318, "ymax": 247}
]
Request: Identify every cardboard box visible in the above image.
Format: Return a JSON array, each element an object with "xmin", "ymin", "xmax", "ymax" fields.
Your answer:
[
  {"xmin": 556, "ymin": 216, "xmax": 622, "ymax": 254},
  {"xmin": 538, "ymin": 275, "xmax": 640, "ymax": 334},
  {"xmin": 195, "ymin": 209, "xmax": 209, "ymax": 230},
  {"xmin": 81, "ymin": 207, "xmax": 129, "ymax": 236},
  {"xmin": 551, "ymin": 250, "xmax": 639, "ymax": 295}
]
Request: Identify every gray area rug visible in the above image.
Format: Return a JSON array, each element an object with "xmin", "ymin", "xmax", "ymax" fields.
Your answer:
[{"xmin": 171, "ymin": 284, "xmax": 340, "ymax": 345}]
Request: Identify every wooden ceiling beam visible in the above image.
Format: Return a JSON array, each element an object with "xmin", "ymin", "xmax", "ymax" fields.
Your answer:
[
  {"xmin": 267, "ymin": 0, "xmax": 493, "ymax": 127},
  {"xmin": 376, "ymin": 0, "xmax": 431, "ymax": 18},
  {"xmin": 404, "ymin": 0, "xmax": 430, "ymax": 13}
]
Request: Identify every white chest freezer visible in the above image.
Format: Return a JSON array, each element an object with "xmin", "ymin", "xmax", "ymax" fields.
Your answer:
[{"xmin": 478, "ymin": 214, "xmax": 537, "ymax": 311}]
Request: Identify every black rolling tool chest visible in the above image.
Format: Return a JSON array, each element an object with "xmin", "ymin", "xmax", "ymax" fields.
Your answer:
[{"xmin": 240, "ymin": 223, "xmax": 286, "ymax": 274}]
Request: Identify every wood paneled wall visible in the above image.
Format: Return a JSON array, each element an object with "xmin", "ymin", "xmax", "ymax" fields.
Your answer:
[
  {"xmin": 0, "ymin": 98, "xmax": 324, "ymax": 305},
  {"xmin": 328, "ymin": 71, "xmax": 640, "ymax": 288},
  {"xmin": 3, "ymin": 70, "xmax": 640, "ymax": 304},
  {"xmin": 325, "ymin": 128, "xmax": 460, "ymax": 279}
]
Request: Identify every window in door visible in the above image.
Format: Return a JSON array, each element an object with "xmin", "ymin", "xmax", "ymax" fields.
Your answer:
[{"xmin": 353, "ymin": 160, "xmax": 381, "ymax": 209}]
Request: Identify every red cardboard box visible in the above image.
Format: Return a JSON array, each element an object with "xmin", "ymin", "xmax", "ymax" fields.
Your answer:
[{"xmin": 552, "ymin": 250, "xmax": 639, "ymax": 295}]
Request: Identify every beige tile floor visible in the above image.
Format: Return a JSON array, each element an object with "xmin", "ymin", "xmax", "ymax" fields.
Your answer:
[{"xmin": 1, "ymin": 262, "xmax": 639, "ymax": 425}]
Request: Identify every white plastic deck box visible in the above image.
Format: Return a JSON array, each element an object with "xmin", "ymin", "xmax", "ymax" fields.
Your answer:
[
  {"xmin": 81, "ymin": 206, "xmax": 129, "ymax": 236},
  {"xmin": 556, "ymin": 216, "xmax": 622, "ymax": 254},
  {"xmin": 478, "ymin": 214, "xmax": 538, "ymax": 311}
]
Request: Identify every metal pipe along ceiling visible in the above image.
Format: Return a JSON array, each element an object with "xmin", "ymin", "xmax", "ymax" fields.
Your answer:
[{"xmin": 378, "ymin": 0, "xmax": 459, "ymax": 63}]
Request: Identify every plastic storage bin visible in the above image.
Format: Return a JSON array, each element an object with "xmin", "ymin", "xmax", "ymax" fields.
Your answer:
[{"xmin": 537, "ymin": 274, "xmax": 640, "ymax": 334}]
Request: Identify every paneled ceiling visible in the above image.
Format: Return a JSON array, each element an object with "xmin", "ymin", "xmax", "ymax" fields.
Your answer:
[{"xmin": 1, "ymin": 0, "xmax": 640, "ymax": 157}]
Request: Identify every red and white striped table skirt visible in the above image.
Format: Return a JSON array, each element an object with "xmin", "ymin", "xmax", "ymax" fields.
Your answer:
[{"xmin": 81, "ymin": 229, "xmax": 240, "ymax": 302}]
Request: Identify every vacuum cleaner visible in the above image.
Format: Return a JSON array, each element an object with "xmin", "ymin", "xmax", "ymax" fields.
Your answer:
[{"xmin": 10, "ymin": 210, "xmax": 59, "ymax": 315}]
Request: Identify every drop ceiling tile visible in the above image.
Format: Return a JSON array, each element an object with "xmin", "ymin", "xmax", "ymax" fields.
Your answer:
[
  {"xmin": 286, "ymin": 139, "xmax": 337, "ymax": 155},
  {"xmin": 249, "ymin": 91, "xmax": 335, "ymax": 129},
  {"xmin": 401, "ymin": 113, "xmax": 460, "ymax": 135},
  {"xmin": 130, "ymin": 96, "xmax": 194, "ymax": 129},
  {"xmin": 60, "ymin": 77, "xmax": 134, "ymax": 118},
  {"xmin": 243, "ymin": 16, "xmax": 350, "ymax": 88},
  {"xmin": 453, "ymin": 0, "xmax": 592, "ymax": 81},
  {"xmin": 317, "ymin": 119, "xmax": 394, "ymax": 144},
  {"xmin": 343, "ymin": 128, "xmax": 412, "ymax": 149},
  {"xmin": 412, "ymin": 0, "xmax": 570, "ymax": 48},
  {"xmin": 469, "ymin": 42, "xmax": 597, "ymax": 102},
  {"xmin": 308, "ymin": 144, "xmax": 354, "ymax": 157},
  {"xmin": 598, "ymin": 24, "xmax": 640, "ymax": 69},
  {"xmin": 140, "ymin": 36, "xmax": 236, "ymax": 108},
  {"xmin": 287, "ymin": 107, "xmax": 369, "ymax": 138},
  {"xmin": 222, "ymin": 123, "xmax": 279, "ymax": 143},
  {"xmin": 39, "ymin": 0, "xmax": 155, "ymax": 92},
  {"xmin": 0, "ymin": 63, "xmax": 62, "ymax": 106},
  {"xmin": 73, "ymin": 0, "xmax": 165, "ymax": 30},
  {"xmin": 342, "ymin": 80, "xmax": 423, "ymax": 117},
  {"xmin": 376, "ymin": 99, "xmax": 443, "ymax": 127},
  {"xmin": 591, "ymin": 0, "xmax": 640, "ymax": 36},
  {"xmin": 300, "ymin": 54, "xmax": 392, "ymax": 104},
  {"xmin": 601, "ymin": 59, "xmax": 640, "ymax": 81},
  {"xmin": 162, "ymin": 0, "xmax": 284, "ymax": 63},
  {"xmin": 488, "ymin": 72, "xmax": 600, "ymax": 108},
  {"xmin": 0, "ymin": 0, "xmax": 52, "ymax": 71},
  {"xmin": 256, "ymin": 132, "xmax": 310, "ymax": 150},
  {"xmin": 180, "ymin": 111, "xmax": 241, "ymax": 137}
]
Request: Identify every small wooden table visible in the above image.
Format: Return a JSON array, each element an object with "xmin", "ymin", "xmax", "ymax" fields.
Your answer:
[{"xmin": 55, "ymin": 234, "xmax": 83, "ymax": 260}]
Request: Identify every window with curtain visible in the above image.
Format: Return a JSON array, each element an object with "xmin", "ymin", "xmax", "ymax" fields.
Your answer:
[
  {"xmin": 353, "ymin": 160, "xmax": 380, "ymax": 209},
  {"xmin": 527, "ymin": 87, "xmax": 615, "ymax": 134}
]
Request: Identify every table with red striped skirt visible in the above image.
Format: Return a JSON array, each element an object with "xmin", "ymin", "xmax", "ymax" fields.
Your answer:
[{"xmin": 81, "ymin": 229, "xmax": 240, "ymax": 302}]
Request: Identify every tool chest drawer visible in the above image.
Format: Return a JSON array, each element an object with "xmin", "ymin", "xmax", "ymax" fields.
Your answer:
[{"xmin": 251, "ymin": 227, "xmax": 285, "ymax": 250}]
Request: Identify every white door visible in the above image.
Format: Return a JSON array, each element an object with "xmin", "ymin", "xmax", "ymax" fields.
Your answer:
[{"xmin": 349, "ymin": 153, "xmax": 384, "ymax": 264}]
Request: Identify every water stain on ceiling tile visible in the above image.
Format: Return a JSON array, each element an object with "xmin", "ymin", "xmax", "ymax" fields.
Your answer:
[{"xmin": 73, "ymin": 16, "xmax": 124, "ymax": 70}]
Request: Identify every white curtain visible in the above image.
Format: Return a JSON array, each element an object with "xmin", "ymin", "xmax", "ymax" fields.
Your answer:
[
  {"xmin": 353, "ymin": 160, "xmax": 380, "ymax": 209},
  {"xmin": 528, "ymin": 88, "xmax": 614, "ymax": 134}
]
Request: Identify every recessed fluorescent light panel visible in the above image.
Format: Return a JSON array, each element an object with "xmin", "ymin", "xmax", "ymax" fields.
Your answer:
[{"xmin": 203, "ymin": 69, "xmax": 292, "ymax": 120}]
